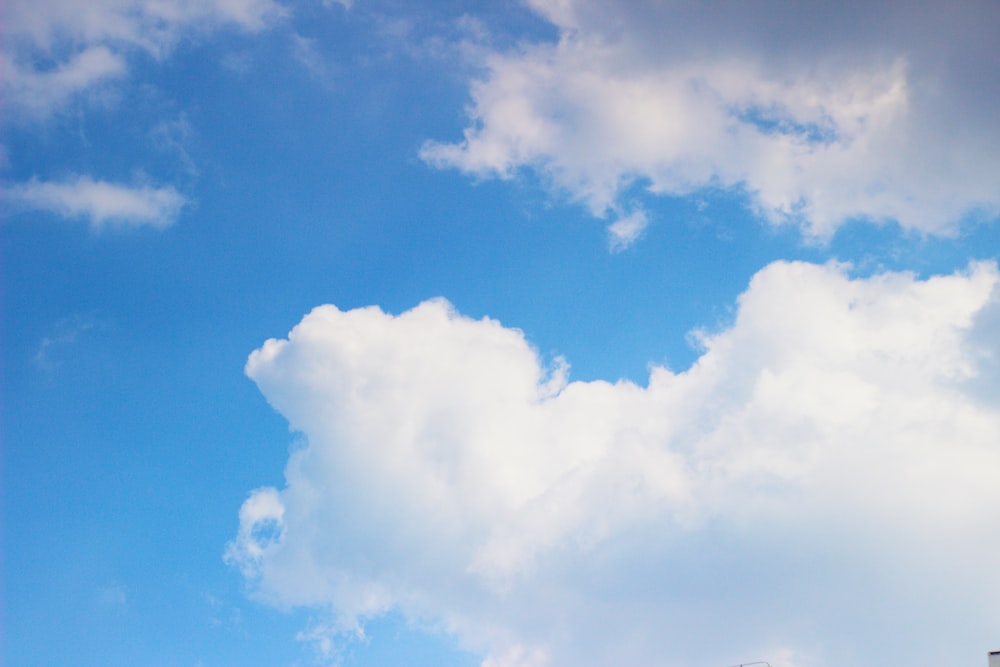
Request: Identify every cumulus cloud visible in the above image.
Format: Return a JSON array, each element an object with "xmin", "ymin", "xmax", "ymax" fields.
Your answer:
[
  {"xmin": 229, "ymin": 262, "xmax": 1000, "ymax": 667},
  {"xmin": 421, "ymin": 0, "xmax": 1000, "ymax": 239},
  {"xmin": 2, "ymin": 0, "xmax": 286, "ymax": 118},
  {"xmin": 6, "ymin": 175, "xmax": 187, "ymax": 229}
]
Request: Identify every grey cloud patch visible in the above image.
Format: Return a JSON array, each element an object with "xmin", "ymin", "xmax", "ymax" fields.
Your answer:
[{"xmin": 423, "ymin": 0, "xmax": 1000, "ymax": 241}]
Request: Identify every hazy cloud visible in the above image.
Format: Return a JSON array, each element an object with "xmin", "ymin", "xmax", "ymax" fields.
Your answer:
[
  {"xmin": 2, "ymin": 0, "xmax": 286, "ymax": 118},
  {"xmin": 290, "ymin": 33, "xmax": 337, "ymax": 85},
  {"xmin": 150, "ymin": 114, "xmax": 199, "ymax": 177},
  {"xmin": 97, "ymin": 582, "xmax": 128, "ymax": 609},
  {"xmin": 34, "ymin": 316, "xmax": 98, "ymax": 369},
  {"xmin": 1, "ymin": 46, "xmax": 127, "ymax": 119},
  {"xmin": 230, "ymin": 261, "xmax": 1000, "ymax": 667},
  {"xmin": 607, "ymin": 208, "xmax": 648, "ymax": 252}
]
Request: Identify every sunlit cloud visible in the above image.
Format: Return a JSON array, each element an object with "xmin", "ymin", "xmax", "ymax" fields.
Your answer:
[{"xmin": 230, "ymin": 261, "xmax": 1000, "ymax": 667}]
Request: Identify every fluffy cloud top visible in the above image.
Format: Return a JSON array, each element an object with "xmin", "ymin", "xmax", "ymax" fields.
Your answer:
[
  {"xmin": 229, "ymin": 261, "xmax": 1000, "ymax": 667},
  {"xmin": 7, "ymin": 176, "xmax": 187, "ymax": 229},
  {"xmin": 422, "ymin": 0, "xmax": 1000, "ymax": 239}
]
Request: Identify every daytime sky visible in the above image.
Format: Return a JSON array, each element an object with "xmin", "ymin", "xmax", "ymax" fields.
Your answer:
[{"xmin": 3, "ymin": 2, "xmax": 999, "ymax": 666}]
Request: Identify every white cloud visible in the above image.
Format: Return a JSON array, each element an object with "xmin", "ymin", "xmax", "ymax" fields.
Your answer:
[
  {"xmin": 230, "ymin": 262, "xmax": 1000, "ymax": 667},
  {"xmin": 2, "ymin": 0, "xmax": 286, "ymax": 118},
  {"xmin": 422, "ymin": 0, "xmax": 1000, "ymax": 239},
  {"xmin": 7, "ymin": 175, "xmax": 187, "ymax": 229}
]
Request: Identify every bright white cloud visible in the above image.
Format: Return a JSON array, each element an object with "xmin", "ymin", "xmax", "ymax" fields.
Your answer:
[
  {"xmin": 7, "ymin": 176, "xmax": 187, "ymax": 229},
  {"xmin": 229, "ymin": 262, "xmax": 1000, "ymax": 667},
  {"xmin": 422, "ymin": 0, "xmax": 1000, "ymax": 239},
  {"xmin": 2, "ymin": 0, "xmax": 286, "ymax": 118}
]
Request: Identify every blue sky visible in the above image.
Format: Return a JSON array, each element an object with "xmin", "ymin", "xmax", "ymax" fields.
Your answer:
[{"xmin": 3, "ymin": 1, "xmax": 1000, "ymax": 666}]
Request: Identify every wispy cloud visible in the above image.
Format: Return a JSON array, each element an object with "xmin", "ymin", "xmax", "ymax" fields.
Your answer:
[
  {"xmin": 7, "ymin": 175, "xmax": 188, "ymax": 229},
  {"xmin": 150, "ymin": 114, "xmax": 200, "ymax": 177},
  {"xmin": 422, "ymin": 0, "xmax": 1000, "ymax": 240},
  {"xmin": 34, "ymin": 316, "xmax": 97, "ymax": 370},
  {"xmin": 230, "ymin": 263, "xmax": 1000, "ymax": 667},
  {"xmin": 607, "ymin": 208, "xmax": 648, "ymax": 252},
  {"xmin": 2, "ymin": 46, "xmax": 127, "ymax": 119},
  {"xmin": 97, "ymin": 582, "xmax": 128, "ymax": 609},
  {"xmin": 2, "ymin": 0, "xmax": 287, "ymax": 118},
  {"xmin": 290, "ymin": 34, "xmax": 336, "ymax": 85}
]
